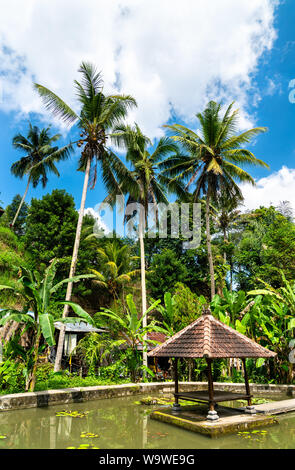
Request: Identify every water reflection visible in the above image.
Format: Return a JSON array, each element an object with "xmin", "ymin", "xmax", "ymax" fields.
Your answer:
[{"xmin": 0, "ymin": 396, "xmax": 294, "ymax": 449}]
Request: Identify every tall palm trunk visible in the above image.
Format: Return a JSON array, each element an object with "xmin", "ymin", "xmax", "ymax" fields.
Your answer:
[
  {"xmin": 206, "ymin": 191, "xmax": 215, "ymax": 299},
  {"xmin": 11, "ymin": 175, "xmax": 31, "ymax": 228},
  {"xmin": 139, "ymin": 206, "xmax": 148, "ymax": 371},
  {"xmin": 54, "ymin": 156, "xmax": 91, "ymax": 372},
  {"xmin": 223, "ymin": 228, "xmax": 227, "ymax": 263}
]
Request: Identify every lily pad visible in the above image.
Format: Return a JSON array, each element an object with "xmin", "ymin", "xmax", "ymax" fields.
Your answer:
[
  {"xmin": 80, "ymin": 432, "xmax": 99, "ymax": 438},
  {"xmin": 67, "ymin": 443, "xmax": 99, "ymax": 449},
  {"xmin": 56, "ymin": 410, "xmax": 90, "ymax": 418}
]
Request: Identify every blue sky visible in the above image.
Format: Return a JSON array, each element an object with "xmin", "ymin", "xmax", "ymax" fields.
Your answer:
[{"xmin": 1, "ymin": 0, "xmax": 295, "ymax": 222}]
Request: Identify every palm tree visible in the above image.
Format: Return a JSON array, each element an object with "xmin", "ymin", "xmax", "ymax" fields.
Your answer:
[
  {"xmin": 34, "ymin": 62, "xmax": 137, "ymax": 371},
  {"xmin": 162, "ymin": 101, "xmax": 268, "ymax": 299},
  {"xmin": 211, "ymin": 192, "xmax": 243, "ymax": 262},
  {"xmin": 90, "ymin": 239, "xmax": 140, "ymax": 301},
  {"xmin": 107, "ymin": 123, "xmax": 183, "ymax": 368},
  {"xmin": 10, "ymin": 123, "xmax": 72, "ymax": 228}
]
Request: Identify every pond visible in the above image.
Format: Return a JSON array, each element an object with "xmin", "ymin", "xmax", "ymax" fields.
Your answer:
[{"xmin": 0, "ymin": 395, "xmax": 294, "ymax": 449}]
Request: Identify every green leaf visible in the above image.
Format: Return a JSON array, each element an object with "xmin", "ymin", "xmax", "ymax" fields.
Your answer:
[
  {"xmin": 50, "ymin": 274, "xmax": 95, "ymax": 294},
  {"xmin": 57, "ymin": 302, "xmax": 95, "ymax": 326},
  {"xmin": 235, "ymin": 319, "xmax": 246, "ymax": 334},
  {"xmin": 255, "ymin": 358, "xmax": 265, "ymax": 368},
  {"xmin": 39, "ymin": 314, "xmax": 55, "ymax": 346},
  {"xmin": 287, "ymin": 318, "xmax": 295, "ymax": 330}
]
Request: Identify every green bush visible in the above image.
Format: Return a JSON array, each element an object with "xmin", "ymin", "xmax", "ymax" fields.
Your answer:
[
  {"xmin": 0, "ymin": 359, "xmax": 26, "ymax": 394},
  {"xmin": 33, "ymin": 368, "xmax": 130, "ymax": 392},
  {"xmin": 0, "ymin": 227, "xmax": 19, "ymax": 250},
  {"xmin": 0, "ymin": 250, "xmax": 24, "ymax": 274},
  {"xmin": 98, "ymin": 362, "xmax": 128, "ymax": 381},
  {"xmin": 35, "ymin": 363, "xmax": 54, "ymax": 383}
]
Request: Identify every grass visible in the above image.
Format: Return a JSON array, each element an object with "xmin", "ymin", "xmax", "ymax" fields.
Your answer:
[{"xmin": 34, "ymin": 373, "xmax": 131, "ymax": 392}]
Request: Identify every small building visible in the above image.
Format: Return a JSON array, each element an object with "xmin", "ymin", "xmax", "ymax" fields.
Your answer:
[
  {"xmin": 148, "ymin": 307, "xmax": 276, "ymax": 420},
  {"xmin": 52, "ymin": 322, "xmax": 105, "ymax": 373},
  {"xmin": 53, "ymin": 321, "xmax": 105, "ymax": 357}
]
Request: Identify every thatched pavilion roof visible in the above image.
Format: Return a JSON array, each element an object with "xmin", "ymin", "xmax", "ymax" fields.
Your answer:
[{"xmin": 148, "ymin": 308, "xmax": 276, "ymax": 359}]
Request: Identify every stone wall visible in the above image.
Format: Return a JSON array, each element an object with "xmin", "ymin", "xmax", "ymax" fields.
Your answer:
[{"xmin": 0, "ymin": 381, "xmax": 294, "ymax": 412}]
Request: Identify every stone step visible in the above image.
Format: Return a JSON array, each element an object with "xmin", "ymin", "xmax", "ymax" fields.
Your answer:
[{"xmin": 254, "ymin": 399, "xmax": 295, "ymax": 415}]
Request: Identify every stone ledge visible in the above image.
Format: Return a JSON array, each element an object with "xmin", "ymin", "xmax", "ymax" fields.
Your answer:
[
  {"xmin": 150, "ymin": 406, "xmax": 278, "ymax": 438},
  {"xmin": 0, "ymin": 381, "xmax": 293, "ymax": 412}
]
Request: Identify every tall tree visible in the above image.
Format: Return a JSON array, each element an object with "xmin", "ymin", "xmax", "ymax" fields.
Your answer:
[
  {"xmin": 10, "ymin": 123, "xmax": 71, "ymax": 229},
  {"xmin": 4, "ymin": 195, "xmax": 29, "ymax": 236},
  {"xmin": 162, "ymin": 101, "xmax": 268, "ymax": 299},
  {"xmin": 34, "ymin": 62, "xmax": 136, "ymax": 371},
  {"xmin": 90, "ymin": 239, "xmax": 140, "ymax": 301},
  {"xmin": 108, "ymin": 123, "xmax": 183, "ymax": 368}
]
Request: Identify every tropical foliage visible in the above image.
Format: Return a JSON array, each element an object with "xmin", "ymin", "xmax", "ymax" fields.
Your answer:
[
  {"xmin": 1, "ymin": 74, "xmax": 294, "ymax": 390},
  {"xmin": 0, "ymin": 259, "xmax": 94, "ymax": 390}
]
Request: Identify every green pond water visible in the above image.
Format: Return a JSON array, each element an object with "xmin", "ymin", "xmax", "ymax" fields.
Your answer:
[{"xmin": 0, "ymin": 395, "xmax": 294, "ymax": 449}]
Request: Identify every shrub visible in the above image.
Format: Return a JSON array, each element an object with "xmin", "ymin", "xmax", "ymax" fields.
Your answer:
[
  {"xmin": 0, "ymin": 359, "xmax": 26, "ymax": 394},
  {"xmin": 0, "ymin": 227, "xmax": 19, "ymax": 250}
]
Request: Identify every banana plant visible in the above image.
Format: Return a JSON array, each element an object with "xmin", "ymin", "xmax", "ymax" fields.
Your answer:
[
  {"xmin": 211, "ymin": 288, "xmax": 248, "ymax": 324},
  {"xmin": 94, "ymin": 294, "xmax": 164, "ymax": 382},
  {"xmin": 0, "ymin": 259, "xmax": 95, "ymax": 391},
  {"xmin": 155, "ymin": 292, "xmax": 176, "ymax": 337},
  {"xmin": 248, "ymin": 274, "xmax": 295, "ymax": 383}
]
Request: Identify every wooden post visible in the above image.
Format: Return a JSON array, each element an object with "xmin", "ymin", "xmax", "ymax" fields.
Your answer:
[
  {"xmin": 174, "ymin": 357, "xmax": 179, "ymax": 403},
  {"xmin": 172, "ymin": 357, "xmax": 180, "ymax": 411},
  {"xmin": 242, "ymin": 358, "xmax": 252, "ymax": 407},
  {"xmin": 206, "ymin": 357, "xmax": 219, "ymax": 420},
  {"xmin": 206, "ymin": 358, "xmax": 215, "ymax": 412}
]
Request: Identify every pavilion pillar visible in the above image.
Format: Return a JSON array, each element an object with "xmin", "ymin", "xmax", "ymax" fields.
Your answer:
[
  {"xmin": 242, "ymin": 358, "xmax": 256, "ymax": 414},
  {"xmin": 172, "ymin": 357, "xmax": 181, "ymax": 411},
  {"xmin": 206, "ymin": 358, "xmax": 219, "ymax": 421}
]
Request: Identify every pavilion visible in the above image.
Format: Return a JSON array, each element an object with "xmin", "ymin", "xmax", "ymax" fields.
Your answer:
[{"xmin": 148, "ymin": 307, "xmax": 276, "ymax": 421}]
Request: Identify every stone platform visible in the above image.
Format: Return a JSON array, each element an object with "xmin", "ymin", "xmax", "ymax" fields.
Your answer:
[
  {"xmin": 254, "ymin": 398, "xmax": 295, "ymax": 415},
  {"xmin": 150, "ymin": 404, "xmax": 278, "ymax": 438}
]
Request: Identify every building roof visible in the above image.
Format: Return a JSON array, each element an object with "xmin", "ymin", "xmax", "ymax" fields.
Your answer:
[
  {"xmin": 148, "ymin": 308, "xmax": 276, "ymax": 359},
  {"xmin": 54, "ymin": 321, "xmax": 104, "ymax": 334}
]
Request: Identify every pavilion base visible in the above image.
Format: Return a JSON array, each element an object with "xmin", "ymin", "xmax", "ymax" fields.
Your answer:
[
  {"xmin": 150, "ymin": 404, "xmax": 277, "ymax": 438},
  {"xmin": 206, "ymin": 410, "xmax": 219, "ymax": 421},
  {"xmin": 245, "ymin": 405, "xmax": 256, "ymax": 414},
  {"xmin": 172, "ymin": 403, "xmax": 181, "ymax": 412}
]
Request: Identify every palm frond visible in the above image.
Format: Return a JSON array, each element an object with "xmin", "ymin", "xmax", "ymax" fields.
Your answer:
[{"xmin": 34, "ymin": 84, "xmax": 79, "ymax": 125}]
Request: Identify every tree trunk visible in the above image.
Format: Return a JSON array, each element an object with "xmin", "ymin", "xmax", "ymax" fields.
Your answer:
[
  {"xmin": 11, "ymin": 175, "xmax": 31, "ymax": 228},
  {"xmin": 54, "ymin": 156, "xmax": 91, "ymax": 372},
  {"xmin": 139, "ymin": 206, "xmax": 148, "ymax": 371},
  {"xmin": 206, "ymin": 192, "xmax": 215, "ymax": 299},
  {"xmin": 223, "ymin": 228, "xmax": 227, "ymax": 263},
  {"xmin": 28, "ymin": 329, "xmax": 42, "ymax": 392}
]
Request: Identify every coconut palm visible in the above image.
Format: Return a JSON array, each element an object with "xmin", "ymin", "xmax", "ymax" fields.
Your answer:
[
  {"xmin": 211, "ymin": 191, "xmax": 243, "ymax": 261},
  {"xmin": 10, "ymin": 123, "xmax": 72, "ymax": 228},
  {"xmin": 162, "ymin": 101, "xmax": 268, "ymax": 299},
  {"xmin": 34, "ymin": 62, "xmax": 136, "ymax": 371},
  {"xmin": 107, "ymin": 123, "xmax": 184, "ymax": 368},
  {"xmin": 90, "ymin": 239, "xmax": 140, "ymax": 300}
]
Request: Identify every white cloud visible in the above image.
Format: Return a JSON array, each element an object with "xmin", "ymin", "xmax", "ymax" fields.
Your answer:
[
  {"xmin": 84, "ymin": 207, "xmax": 110, "ymax": 234},
  {"xmin": 240, "ymin": 166, "xmax": 295, "ymax": 211},
  {"xmin": 0, "ymin": 0, "xmax": 278, "ymax": 138}
]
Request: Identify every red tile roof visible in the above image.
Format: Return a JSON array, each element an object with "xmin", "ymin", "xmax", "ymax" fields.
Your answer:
[{"xmin": 148, "ymin": 308, "xmax": 276, "ymax": 359}]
